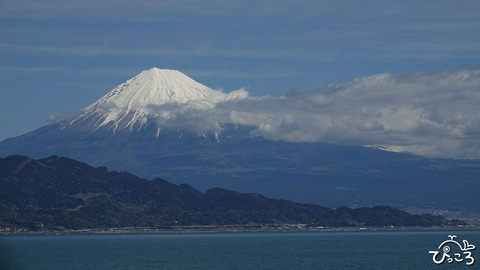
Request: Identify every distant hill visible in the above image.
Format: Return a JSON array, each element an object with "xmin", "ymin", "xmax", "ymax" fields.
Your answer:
[{"xmin": 0, "ymin": 155, "xmax": 462, "ymax": 230}]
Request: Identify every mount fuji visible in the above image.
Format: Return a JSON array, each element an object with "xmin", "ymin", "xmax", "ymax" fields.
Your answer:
[
  {"xmin": 1, "ymin": 68, "xmax": 480, "ymax": 223},
  {"xmin": 71, "ymin": 68, "xmax": 248, "ymax": 134}
]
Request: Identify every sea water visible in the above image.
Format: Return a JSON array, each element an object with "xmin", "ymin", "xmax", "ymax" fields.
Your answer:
[{"xmin": 1, "ymin": 230, "xmax": 479, "ymax": 269}]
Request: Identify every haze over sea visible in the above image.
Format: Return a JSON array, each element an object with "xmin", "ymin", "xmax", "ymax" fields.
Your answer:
[{"xmin": 1, "ymin": 230, "xmax": 479, "ymax": 269}]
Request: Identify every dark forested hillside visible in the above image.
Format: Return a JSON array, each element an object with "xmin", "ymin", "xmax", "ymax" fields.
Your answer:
[{"xmin": 0, "ymin": 155, "xmax": 462, "ymax": 230}]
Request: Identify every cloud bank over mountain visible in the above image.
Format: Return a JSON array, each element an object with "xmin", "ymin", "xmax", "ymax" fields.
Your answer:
[{"xmin": 130, "ymin": 68, "xmax": 480, "ymax": 159}]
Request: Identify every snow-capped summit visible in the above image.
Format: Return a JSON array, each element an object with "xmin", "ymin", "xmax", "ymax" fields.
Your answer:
[
  {"xmin": 93, "ymin": 68, "xmax": 217, "ymax": 109},
  {"xmin": 69, "ymin": 68, "xmax": 248, "ymax": 132}
]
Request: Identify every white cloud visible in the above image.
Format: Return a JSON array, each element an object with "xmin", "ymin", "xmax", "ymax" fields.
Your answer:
[
  {"xmin": 143, "ymin": 68, "xmax": 480, "ymax": 159},
  {"xmin": 0, "ymin": 66, "xmax": 63, "ymax": 73},
  {"xmin": 185, "ymin": 69, "xmax": 300, "ymax": 79},
  {"xmin": 0, "ymin": 41, "xmax": 333, "ymax": 62}
]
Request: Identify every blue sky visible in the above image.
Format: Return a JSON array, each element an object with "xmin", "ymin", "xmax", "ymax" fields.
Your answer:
[{"xmin": 1, "ymin": 0, "xmax": 480, "ymax": 144}]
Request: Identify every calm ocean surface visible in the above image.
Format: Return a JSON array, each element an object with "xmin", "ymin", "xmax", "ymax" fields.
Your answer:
[{"xmin": 1, "ymin": 230, "xmax": 479, "ymax": 269}]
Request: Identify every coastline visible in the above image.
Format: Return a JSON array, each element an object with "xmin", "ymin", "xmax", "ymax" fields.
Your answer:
[{"xmin": 2, "ymin": 224, "xmax": 478, "ymax": 236}]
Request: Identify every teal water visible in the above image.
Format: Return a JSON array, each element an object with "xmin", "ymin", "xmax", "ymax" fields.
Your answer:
[{"xmin": 1, "ymin": 230, "xmax": 479, "ymax": 269}]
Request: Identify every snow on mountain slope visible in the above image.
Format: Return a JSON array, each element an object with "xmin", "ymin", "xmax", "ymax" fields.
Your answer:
[{"xmin": 70, "ymin": 68, "xmax": 248, "ymax": 132}]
